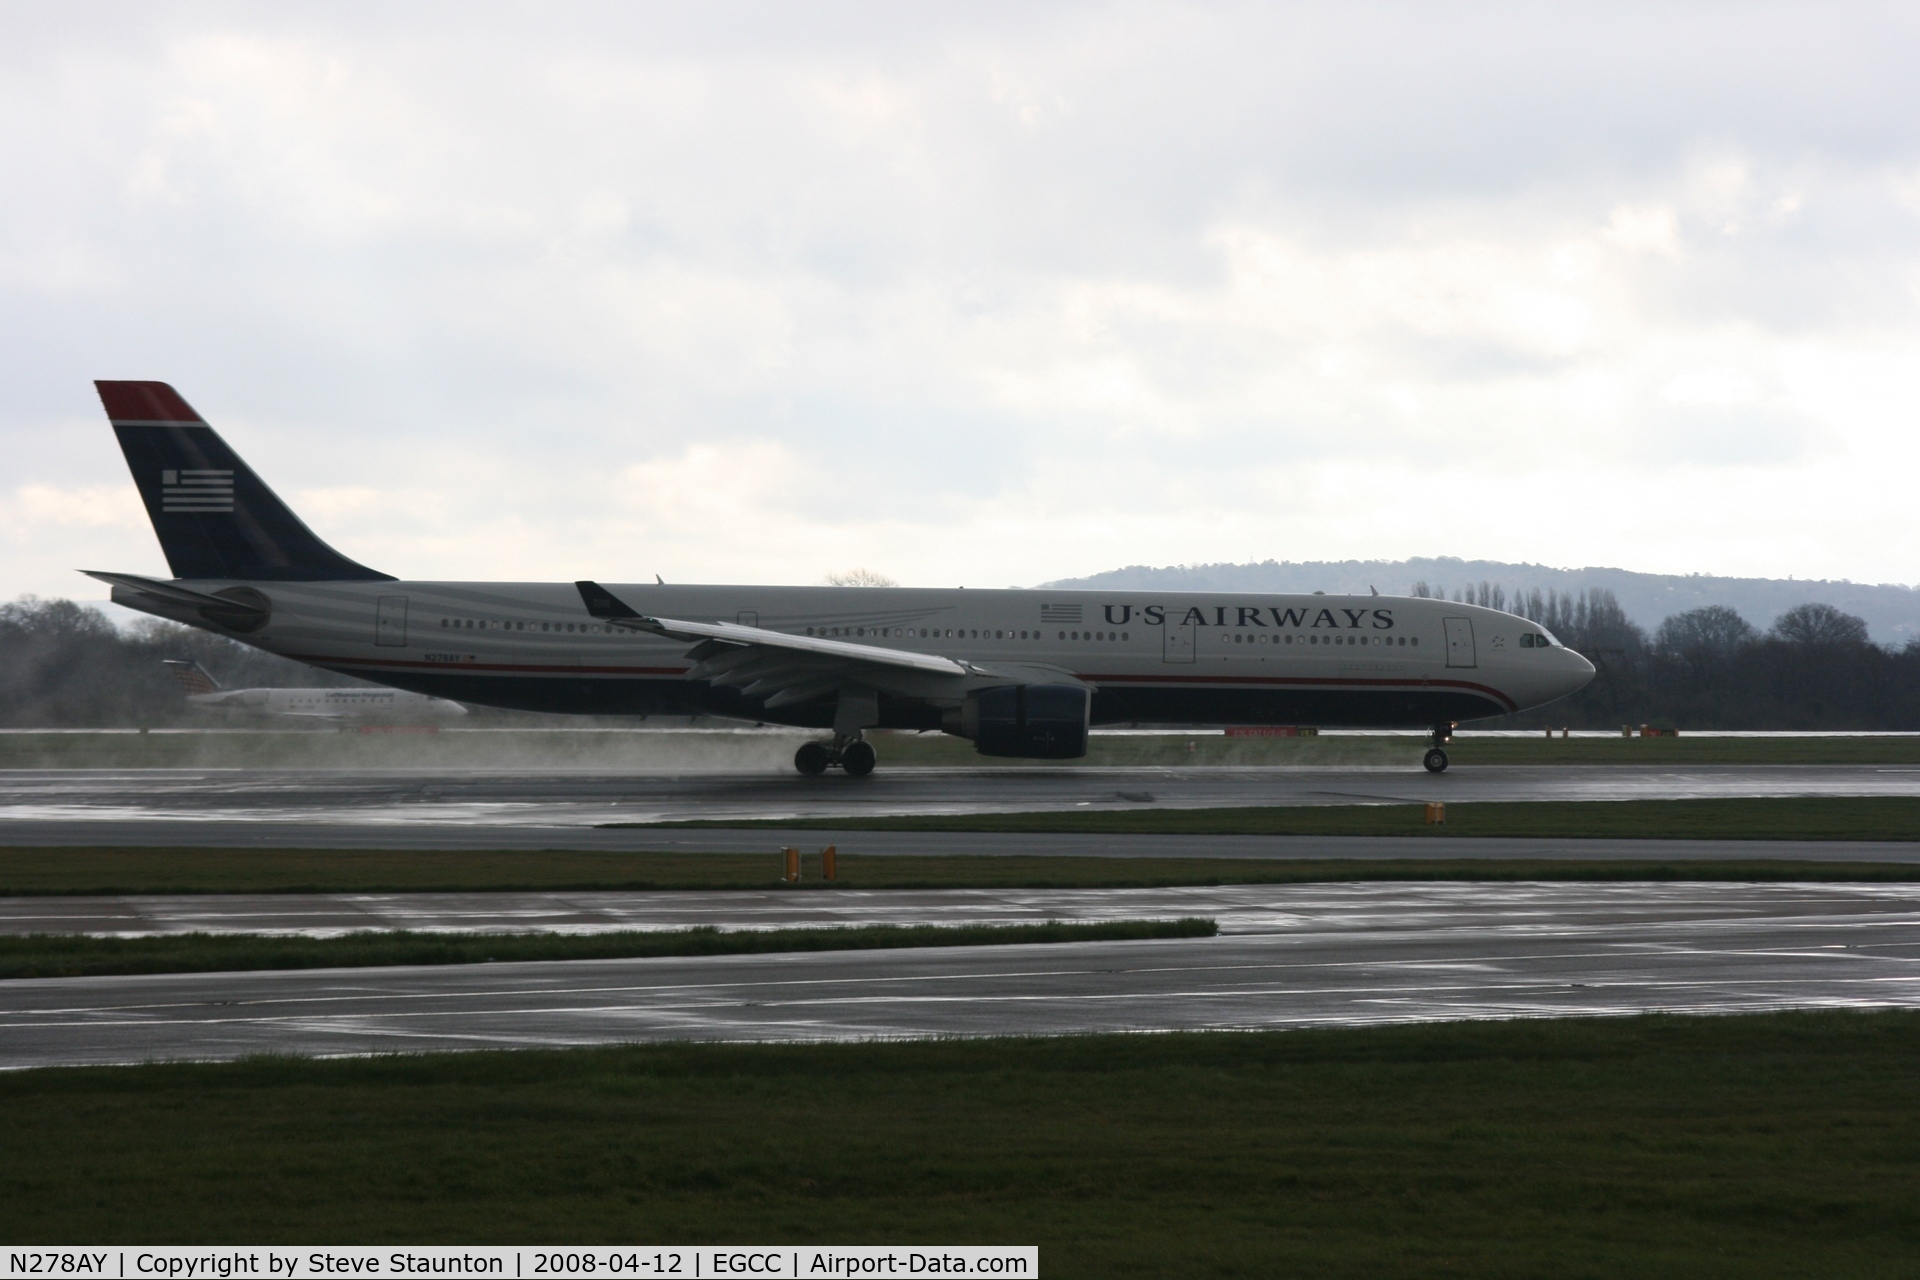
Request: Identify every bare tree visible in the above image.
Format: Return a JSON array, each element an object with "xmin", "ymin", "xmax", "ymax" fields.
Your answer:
[
  {"xmin": 823, "ymin": 569, "xmax": 899, "ymax": 587},
  {"xmin": 1656, "ymin": 606, "xmax": 1756, "ymax": 658},
  {"xmin": 1770, "ymin": 603, "xmax": 1870, "ymax": 647}
]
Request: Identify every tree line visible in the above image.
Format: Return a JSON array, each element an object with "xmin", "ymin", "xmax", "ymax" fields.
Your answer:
[
  {"xmin": 0, "ymin": 596, "xmax": 355, "ymax": 727},
  {"xmin": 1413, "ymin": 580, "xmax": 1920, "ymax": 729}
]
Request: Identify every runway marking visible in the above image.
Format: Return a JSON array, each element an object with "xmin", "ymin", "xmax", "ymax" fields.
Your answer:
[{"xmin": 4, "ymin": 883, "xmax": 1917, "ymax": 1064}]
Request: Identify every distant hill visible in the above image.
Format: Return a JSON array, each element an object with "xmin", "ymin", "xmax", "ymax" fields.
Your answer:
[{"xmin": 1041, "ymin": 558, "xmax": 1920, "ymax": 646}]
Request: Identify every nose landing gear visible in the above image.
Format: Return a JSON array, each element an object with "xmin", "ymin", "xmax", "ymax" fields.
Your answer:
[
  {"xmin": 1423, "ymin": 722, "xmax": 1456, "ymax": 773},
  {"xmin": 794, "ymin": 733, "xmax": 876, "ymax": 777}
]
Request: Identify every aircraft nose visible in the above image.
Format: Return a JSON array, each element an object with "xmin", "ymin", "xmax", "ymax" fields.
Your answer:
[{"xmin": 1561, "ymin": 648, "xmax": 1597, "ymax": 695}]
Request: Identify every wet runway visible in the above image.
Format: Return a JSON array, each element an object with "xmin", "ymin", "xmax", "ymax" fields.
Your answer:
[
  {"xmin": 3, "ymin": 881, "xmax": 1917, "ymax": 938},
  {"xmin": 1, "ymin": 882, "xmax": 1913, "ymax": 1068},
  {"xmin": 4, "ymin": 763, "xmax": 1919, "ymax": 829},
  {"xmin": 1, "ymin": 822, "xmax": 1914, "ymax": 862}
]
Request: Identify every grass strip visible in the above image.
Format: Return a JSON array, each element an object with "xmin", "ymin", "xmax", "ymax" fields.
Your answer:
[
  {"xmin": 1, "ymin": 1010, "xmax": 1916, "ymax": 1276},
  {"xmin": 637, "ymin": 795, "xmax": 1920, "ymax": 841},
  {"xmin": 1, "ymin": 847, "xmax": 1918, "ymax": 896},
  {"xmin": 0, "ymin": 917, "xmax": 1216, "ymax": 980}
]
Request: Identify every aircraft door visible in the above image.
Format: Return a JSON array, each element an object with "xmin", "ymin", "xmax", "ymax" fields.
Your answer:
[
  {"xmin": 1163, "ymin": 615, "xmax": 1196, "ymax": 663},
  {"xmin": 375, "ymin": 595, "xmax": 408, "ymax": 647},
  {"xmin": 1443, "ymin": 616, "xmax": 1476, "ymax": 668}
]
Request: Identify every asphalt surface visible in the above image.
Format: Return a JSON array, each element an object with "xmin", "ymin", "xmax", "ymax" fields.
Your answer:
[
  {"xmin": 1, "ymin": 881, "xmax": 1914, "ymax": 1068},
  {"xmin": 1, "ymin": 824, "xmax": 1914, "ymax": 862},
  {"xmin": 2, "ymin": 881, "xmax": 1916, "ymax": 937}
]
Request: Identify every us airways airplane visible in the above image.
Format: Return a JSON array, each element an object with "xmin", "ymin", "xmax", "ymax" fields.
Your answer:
[
  {"xmin": 86, "ymin": 381, "xmax": 1594, "ymax": 775},
  {"xmin": 163, "ymin": 658, "xmax": 468, "ymax": 721}
]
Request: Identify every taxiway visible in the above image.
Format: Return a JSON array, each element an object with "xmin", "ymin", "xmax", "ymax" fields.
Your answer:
[{"xmin": 0, "ymin": 881, "xmax": 1913, "ymax": 1068}]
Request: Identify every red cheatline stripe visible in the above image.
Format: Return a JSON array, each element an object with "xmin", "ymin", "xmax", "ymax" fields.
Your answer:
[{"xmin": 95, "ymin": 381, "xmax": 206, "ymax": 423}]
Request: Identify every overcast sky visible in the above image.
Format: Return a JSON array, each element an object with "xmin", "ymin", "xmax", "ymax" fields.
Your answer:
[{"xmin": 7, "ymin": 1, "xmax": 1920, "ymax": 600}]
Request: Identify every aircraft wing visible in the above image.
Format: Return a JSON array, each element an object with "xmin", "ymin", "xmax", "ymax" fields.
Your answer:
[{"xmin": 577, "ymin": 580, "xmax": 989, "ymax": 710}]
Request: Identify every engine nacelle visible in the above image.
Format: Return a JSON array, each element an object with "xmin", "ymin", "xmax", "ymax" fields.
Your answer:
[{"xmin": 951, "ymin": 684, "xmax": 1090, "ymax": 759}]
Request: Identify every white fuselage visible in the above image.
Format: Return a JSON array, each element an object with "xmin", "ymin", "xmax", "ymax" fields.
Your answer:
[
  {"xmin": 116, "ymin": 580, "xmax": 1596, "ymax": 731},
  {"xmin": 184, "ymin": 685, "xmax": 467, "ymax": 720}
]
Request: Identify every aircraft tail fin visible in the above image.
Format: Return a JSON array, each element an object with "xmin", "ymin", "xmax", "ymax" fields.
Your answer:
[
  {"xmin": 162, "ymin": 659, "xmax": 220, "ymax": 696},
  {"xmin": 95, "ymin": 381, "xmax": 393, "ymax": 582}
]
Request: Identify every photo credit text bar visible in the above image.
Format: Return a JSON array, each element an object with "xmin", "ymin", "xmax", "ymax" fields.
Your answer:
[{"xmin": 2, "ymin": 1249, "xmax": 1037, "ymax": 1279}]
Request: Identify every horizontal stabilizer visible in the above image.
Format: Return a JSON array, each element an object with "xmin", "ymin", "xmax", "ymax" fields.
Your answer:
[
  {"xmin": 85, "ymin": 570, "xmax": 273, "ymax": 633},
  {"xmin": 84, "ymin": 570, "xmax": 236, "ymax": 610}
]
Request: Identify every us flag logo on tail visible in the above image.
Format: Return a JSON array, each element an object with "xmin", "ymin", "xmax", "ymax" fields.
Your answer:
[{"xmin": 161, "ymin": 468, "xmax": 234, "ymax": 513}]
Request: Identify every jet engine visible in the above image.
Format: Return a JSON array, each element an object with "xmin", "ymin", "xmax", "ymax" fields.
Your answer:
[{"xmin": 952, "ymin": 684, "xmax": 1090, "ymax": 759}]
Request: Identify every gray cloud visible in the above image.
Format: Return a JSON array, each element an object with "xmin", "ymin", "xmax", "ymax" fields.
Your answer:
[{"xmin": 5, "ymin": 2, "xmax": 1920, "ymax": 597}]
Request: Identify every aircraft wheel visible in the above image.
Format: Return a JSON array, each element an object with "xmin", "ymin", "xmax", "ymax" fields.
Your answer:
[
  {"xmin": 841, "ymin": 740, "xmax": 877, "ymax": 777},
  {"xmin": 795, "ymin": 742, "xmax": 832, "ymax": 776},
  {"xmin": 1422, "ymin": 747, "xmax": 1449, "ymax": 774}
]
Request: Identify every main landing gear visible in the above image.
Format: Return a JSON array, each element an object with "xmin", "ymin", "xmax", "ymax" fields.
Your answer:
[
  {"xmin": 795, "ymin": 734, "xmax": 876, "ymax": 778},
  {"xmin": 1423, "ymin": 722, "xmax": 1456, "ymax": 774}
]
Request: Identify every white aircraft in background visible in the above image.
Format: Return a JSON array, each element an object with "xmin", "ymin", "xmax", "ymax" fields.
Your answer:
[
  {"xmin": 163, "ymin": 659, "xmax": 467, "ymax": 722},
  {"xmin": 89, "ymin": 381, "xmax": 1594, "ymax": 775}
]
